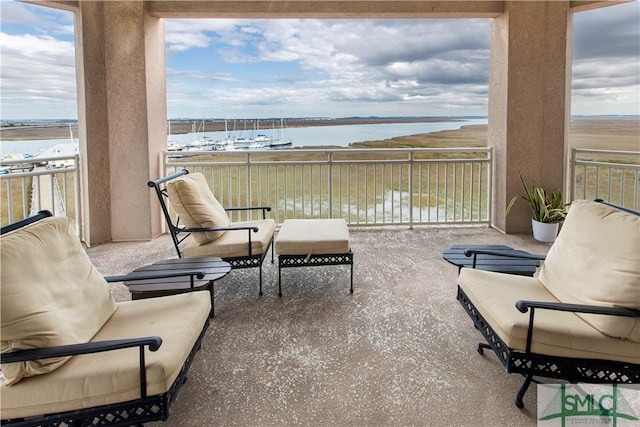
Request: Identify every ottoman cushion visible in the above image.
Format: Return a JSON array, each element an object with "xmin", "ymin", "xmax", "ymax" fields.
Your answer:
[{"xmin": 276, "ymin": 219, "xmax": 350, "ymax": 255}]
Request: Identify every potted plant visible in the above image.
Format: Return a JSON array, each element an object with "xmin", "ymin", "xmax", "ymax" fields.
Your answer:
[{"xmin": 506, "ymin": 174, "xmax": 566, "ymax": 242}]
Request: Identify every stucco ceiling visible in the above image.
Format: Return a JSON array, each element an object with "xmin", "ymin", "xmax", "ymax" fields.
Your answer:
[{"xmin": 27, "ymin": 0, "xmax": 629, "ymax": 18}]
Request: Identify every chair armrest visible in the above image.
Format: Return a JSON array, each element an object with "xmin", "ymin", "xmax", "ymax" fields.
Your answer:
[
  {"xmin": 595, "ymin": 199, "xmax": 640, "ymax": 216},
  {"xmin": 182, "ymin": 225, "xmax": 259, "ymax": 233},
  {"xmin": 1, "ymin": 337, "xmax": 162, "ymax": 398},
  {"xmin": 1, "ymin": 337, "xmax": 162, "ymax": 363},
  {"xmin": 516, "ymin": 300, "xmax": 640, "ymax": 318},
  {"xmin": 225, "ymin": 206, "xmax": 272, "ymax": 220},
  {"xmin": 147, "ymin": 169, "xmax": 188, "ymax": 187},
  {"xmin": 1, "ymin": 210, "xmax": 53, "ymax": 235},
  {"xmin": 515, "ymin": 300, "xmax": 640, "ymax": 354},
  {"xmin": 105, "ymin": 270, "xmax": 205, "ymax": 283},
  {"xmin": 225, "ymin": 206, "xmax": 272, "ymax": 212},
  {"xmin": 464, "ymin": 249, "xmax": 546, "ymax": 261}
]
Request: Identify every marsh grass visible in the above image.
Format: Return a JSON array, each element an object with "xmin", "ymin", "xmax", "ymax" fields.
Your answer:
[
  {"xmin": 170, "ymin": 148, "xmax": 492, "ymax": 224},
  {"xmin": 0, "ymin": 170, "xmax": 77, "ymax": 226},
  {"xmin": 574, "ymin": 165, "xmax": 639, "ymax": 208},
  {"xmin": 169, "ymin": 142, "xmax": 639, "ymax": 226},
  {"xmin": 1, "ymin": 177, "xmax": 32, "ymax": 225}
]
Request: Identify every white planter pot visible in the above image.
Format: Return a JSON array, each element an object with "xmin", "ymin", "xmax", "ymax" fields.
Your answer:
[{"xmin": 531, "ymin": 219, "xmax": 560, "ymax": 243}]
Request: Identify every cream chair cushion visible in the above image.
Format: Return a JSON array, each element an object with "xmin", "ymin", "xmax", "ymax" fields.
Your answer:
[
  {"xmin": 458, "ymin": 268, "xmax": 640, "ymax": 364},
  {"xmin": 0, "ymin": 217, "xmax": 117, "ymax": 385},
  {"xmin": 539, "ymin": 200, "xmax": 640, "ymax": 342},
  {"xmin": 166, "ymin": 173, "xmax": 230, "ymax": 244},
  {"xmin": 183, "ymin": 219, "xmax": 276, "ymax": 258},
  {"xmin": 0, "ymin": 291, "xmax": 211, "ymax": 420}
]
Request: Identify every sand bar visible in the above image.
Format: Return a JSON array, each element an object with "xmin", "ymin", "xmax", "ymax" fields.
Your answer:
[{"xmin": 351, "ymin": 117, "xmax": 639, "ymax": 152}]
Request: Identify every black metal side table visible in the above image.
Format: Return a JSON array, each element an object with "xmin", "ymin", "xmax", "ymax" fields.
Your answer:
[
  {"xmin": 124, "ymin": 257, "xmax": 231, "ymax": 317},
  {"xmin": 442, "ymin": 244, "xmax": 542, "ymax": 276}
]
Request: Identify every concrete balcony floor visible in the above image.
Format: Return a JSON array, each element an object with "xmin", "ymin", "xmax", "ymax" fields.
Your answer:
[{"xmin": 87, "ymin": 226, "xmax": 554, "ymax": 426}]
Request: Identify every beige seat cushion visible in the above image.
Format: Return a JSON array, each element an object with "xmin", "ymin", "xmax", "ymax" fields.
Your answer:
[
  {"xmin": 0, "ymin": 291, "xmax": 211, "ymax": 420},
  {"xmin": 275, "ymin": 219, "xmax": 350, "ymax": 256},
  {"xmin": 1, "ymin": 217, "xmax": 117, "ymax": 385},
  {"xmin": 183, "ymin": 218, "xmax": 276, "ymax": 258},
  {"xmin": 458, "ymin": 268, "xmax": 640, "ymax": 364},
  {"xmin": 539, "ymin": 200, "xmax": 640, "ymax": 342},
  {"xmin": 167, "ymin": 173, "xmax": 230, "ymax": 244}
]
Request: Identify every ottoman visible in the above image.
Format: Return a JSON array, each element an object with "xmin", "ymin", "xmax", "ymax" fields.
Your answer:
[{"xmin": 275, "ymin": 218, "xmax": 354, "ymax": 296}]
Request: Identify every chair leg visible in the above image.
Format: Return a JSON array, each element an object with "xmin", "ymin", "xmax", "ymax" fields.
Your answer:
[
  {"xmin": 259, "ymin": 265, "xmax": 263, "ymax": 296},
  {"xmin": 515, "ymin": 373, "xmax": 534, "ymax": 409},
  {"xmin": 278, "ymin": 260, "xmax": 283, "ymax": 297},
  {"xmin": 271, "ymin": 239, "xmax": 275, "ymax": 263},
  {"xmin": 477, "ymin": 343, "xmax": 491, "ymax": 354},
  {"xmin": 210, "ymin": 284, "xmax": 215, "ymax": 318},
  {"xmin": 350, "ymin": 260, "xmax": 354, "ymax": 293}
]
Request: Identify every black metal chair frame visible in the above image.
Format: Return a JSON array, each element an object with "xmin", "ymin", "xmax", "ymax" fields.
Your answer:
[
  {"xmin": 1, "ymin": 211, "xmax": 210, "ymax": 426},
  {"xmin": 456, "ymin": 200, "xmax": 640, "ymax": 409},
  {"xmin": 0, "ymin": 210, "xmax": 54, "ymax": 234},
  {"xmin": 148, "ymin": 169, "xmax": 274, "ymax": 296}
]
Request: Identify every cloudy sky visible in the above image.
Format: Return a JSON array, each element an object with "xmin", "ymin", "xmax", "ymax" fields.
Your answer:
[{"xmin": 0, "ymin": 0, "xmax": 638, "ymax": 120}]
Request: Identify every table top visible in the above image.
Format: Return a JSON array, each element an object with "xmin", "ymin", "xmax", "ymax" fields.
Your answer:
[
  {"xmin": 442, "ymin": 244, "xmax": 541, "ymax": 276},
  {"xmin": 125, "ymin": 257, "xmax": 231, "ymax": 293}
]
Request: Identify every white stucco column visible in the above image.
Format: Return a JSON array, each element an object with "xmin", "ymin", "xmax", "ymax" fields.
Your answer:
[
  {"xmin": 488, "ymin": 1, "xmax": 572, "ymax": 234},
  {"xmin": 75, "ymin": 0, "xmax": 167, "ymax": 244}
]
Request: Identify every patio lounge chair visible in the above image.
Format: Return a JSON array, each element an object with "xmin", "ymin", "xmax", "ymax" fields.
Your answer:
[
  {"xmin": 456, "ymin": 199, "xmax": 640, "ymax": 408},
  {"xmin": 149, "ymin": 169, "xmax": 276, "ymax": 296},
  {"xmin": 1, "ymin": 211, "xmax": 211, "ymax": 426}
]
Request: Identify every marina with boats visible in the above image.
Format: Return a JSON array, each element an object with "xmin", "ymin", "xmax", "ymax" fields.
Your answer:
[
  {"xmin": 172, "ymin": 135, "xmax": 293, "ymax": 152},
  {"xmin": 169, "ymin": 117, "xmax": 293, "ymax": 152}
]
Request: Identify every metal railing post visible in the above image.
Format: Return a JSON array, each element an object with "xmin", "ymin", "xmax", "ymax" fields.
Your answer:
[
  {"xmin": 409, "ymin": 151, "xmax": 414, "ymax": 229},
  {"xmin": 328, "ymin": 151, "xmax": 333, "ymax": 217},
  {"xmin": 74, "ymin": 155, "xmax": 82, "ymax": 236},
  {"xmin": 570, "ymin": 147, "xmax": 577, "ymax": 203},
  {"xmin": 246, "ymin": 152, "xmax": 251, "ymax": 220},
  {"xmin": 487, "ymin": 147, "xmax": 493, "ymax": 225}
]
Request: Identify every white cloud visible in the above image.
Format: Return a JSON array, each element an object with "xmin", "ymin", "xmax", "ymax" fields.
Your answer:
[
  {"xmin": 162, "ymin": 6, "xmax": 639, "ymax": 118},
  {"xmin": 165, "ymin": 19, "xmax": 243, "ymax": 52},
  {"xmin": 164, "ymin": 18, "xmax": 492, "ymax": 118},
  {"xmin": 570, "ymin": 1, "xmax": 639, "ymax": 115},
  {"xmin": 0, "ymin": 1, "xmax": 638, "ymax": 119},
  {"xmin": 1, "ymin": 1, "xmax": 48, "ymax": 27},
  {"xmin": 0, "ymin": 32, "xmax": 73, "ymax": 57},
  {"xmin": 0, "ymin": 32, "xmax": 77, "ymax": 119},
  {"xmin": 0, "ymin": 0, "xmax": 73, "ymax": 36},
  {"xmin": 165, "ymin": 31, "xmax": 211, "ymax": 52}
]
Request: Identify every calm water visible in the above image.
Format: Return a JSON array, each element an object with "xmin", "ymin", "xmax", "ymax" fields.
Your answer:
[
  {"xmin": 1, "ymin": 118, "xmax": 487, "ymax": 156},
  {"xmin": 0, "ymin": 138, "xmax": 79, "ymax": 157}
]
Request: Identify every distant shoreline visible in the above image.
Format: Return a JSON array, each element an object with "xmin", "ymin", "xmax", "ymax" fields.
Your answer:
[
  {"xmin": 1, "ymin": 117, "xmax": 637, "ymax": 153},
  {"xmin": 0, "ymin": 117, "xmax": 467, "ymax": 142}
]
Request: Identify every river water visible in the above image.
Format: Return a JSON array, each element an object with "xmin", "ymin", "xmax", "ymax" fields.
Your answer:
[{"xmin": 1, "ymin": 118, "xmax": 487, "ymax": 156}]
